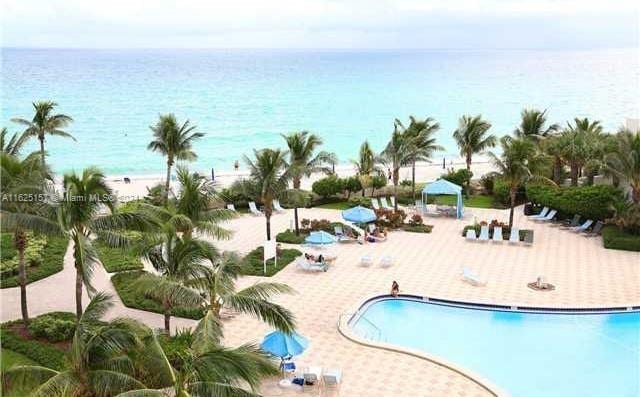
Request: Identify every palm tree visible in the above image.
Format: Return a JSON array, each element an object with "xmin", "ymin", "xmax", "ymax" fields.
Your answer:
[
  {"xmin": 284, "ymin": 188, "xmax": 311, "ymax": 235},
  {"xmin": 281, "ymin": 131, "xmax": 334, "ymax": 189},
  {"xmin": 380, "ymin": 127, "xmax": 418, "ymax": 211},
  {"xmin": 453, "ymin": 115, "xmax": 496, "ymax": 171},
  {"xmin": 605, "ymin": 128, "xmax": 640, "ymax": 204},
  {"xmin": 147, "ymin": 114, "xmax": 204, "ymax": 204},
  {"xmin": 351, "ymin": 140, "xmax": 382, "ymax": 197},
  {"xmin": 1, "ymin": 127, "xmax": 31, "ymax": 156},
  {"xmin": 0, "ymin": 152, "xmax": 59, "ymax": 324},
  {"xmin": 558, "ymin": 118, "xmax": 604, "ymax": 186},
  {"xmin": 11, "ymin": 101, "xmax": 74, "ymax": 168},
  {"xmin": 514, "ymin": 109, "xmax": 559, "ymax": 140},
  {"xmin": 395, "ymin": 116, "xmax": 443, "ymax": 199},
  {"xmin": 58, "ymin": 167, "xmax": 155, "ymax": 318},
  {"xmin": 244, "ymin": 149, "xmax": 291, "ymax": 240},
  {"xmin": 488, "ymin": 136, "xmax": 551, "ymax": 227},
  {"xmin": 4, "ymin": 293, "xmax": 149, "ymax": 397},
  {"xmin": 196, "ymin": 252, "xmax": 296, "ymax": 333}
]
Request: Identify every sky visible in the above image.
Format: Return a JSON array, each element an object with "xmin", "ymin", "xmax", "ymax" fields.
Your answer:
[{"xmin": 1, "ymin": 0, "xmax": 639, "ymax": 49}]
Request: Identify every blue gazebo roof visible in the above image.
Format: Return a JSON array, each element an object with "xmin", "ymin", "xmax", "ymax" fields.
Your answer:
[{"xmin": 421, "ymin": 179, "xmax": 464, "ymax": 219}]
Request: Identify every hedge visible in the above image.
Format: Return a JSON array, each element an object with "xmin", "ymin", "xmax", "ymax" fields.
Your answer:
[
  {"xmin": 95, "ymin": 242, "xmax": 144, "ymax": 273},
  {"xmin": 1, "ymin": 236, "xmax": 68, "ymax": 289},
  {"xmin": 27, "ymin": 312, "xmax": 76, "ymax": 343},
  {"xmin": 0, "ymin": 323, "xmax": 67, "ymax": 370},
  {"xmin": 111, "ymin": 271, "xmax": 204, "ymax": 320},
  {"xmin": 461, "ymin": 225, "xmax": 531, "ymax": 241},
  {"xmin": 402, "ymin": 224, "xmax": 433, "ymax": 233},
  {"xmin": 526, "ymin": 184, "xmax": 622, "ymax": 221},
  {"xmin": 275, "ymin": 230, "xmax": 307, "ymax": 244},
  {"xmin": 241, "ymin": 247, "xmax": 302, "ymax": 277},
  {"xmin": 602, "ymin": 226, "xmax": 640, "ymax": 252}
]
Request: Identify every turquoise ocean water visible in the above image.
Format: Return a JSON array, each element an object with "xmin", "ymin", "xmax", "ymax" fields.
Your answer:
[{"xmin": 2, "ymin": 48, "xmax": 638, "ymax": 175}]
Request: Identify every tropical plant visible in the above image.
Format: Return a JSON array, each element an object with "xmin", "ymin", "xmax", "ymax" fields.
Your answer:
[
  {"xmin": 0, "ymin": 152, "xmax": 59, "ymax": 324},
  {"xmin": 557, "ymin": 118, "xmax": 604, "ymax": 186},
  {"xmin": 281, "ymin": 131, "xmax": 334, "ymax": 189},
  {"xmin": 0, "ymin": 127, "xmax": 30, "ymax": 156},
  {"xmin": 605, "ymin": 128, "xmax": 640, "ymax": 204},
  {"xmin": 11, "ymin": 101, "xmax": 74, "ymax": 168},
  {"xmin": 395, "ymin": 116, "xmax": 443, "ymax": 199},
  {"xmin": 351, "ymin": 140, "xmax": 382, "ymax": 196},
  {"xmin": 488, "ymin": 136, "xmax": 551, "ymax": 227},
  {"xmin": 283, "ymin": 188, "xmax": 311, "ymax": 235},
  {"xmin": 244, "ymin": 149, "xmax": 291, "ymax": 240},
  {"xmin": 514, "ymin": 109, "xmax": 559, "ymax": 140},
  {"xmin": 57, "ymin": 167, "xmax": 155, "ymax": 318},
  {"xmin": 147, "ymin": 114, "xmax": 204, "ymax": 204},
  {"xmin": 380, "ymin": 127, "xmax": 418, "ymax": 210},
  {"xmin": 4, "ymin": 293, "xmax": 150, "ymax": 397},
  {"xmin": 453, "ymin": 115, "xmax": 496, "ymax": 171}
]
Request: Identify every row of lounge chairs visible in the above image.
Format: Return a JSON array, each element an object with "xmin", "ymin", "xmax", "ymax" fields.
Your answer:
[
  {"xmin": 528, "ymin": 207, "xmax": 604, "ymax": 237},
  {"xmin": 226, "ymin": 200, "xmax": 286, "ymax": 216},
  {"xmin": 465, "ymin": 226, "xmax": 533, "ymax": 245},
  {"xmin": 282, "ymin": 363, "xmax": 341, "ymax": 393},
  {"xmin": 371, "ymin": 196, "xmax": 396, "ymax": 210}
]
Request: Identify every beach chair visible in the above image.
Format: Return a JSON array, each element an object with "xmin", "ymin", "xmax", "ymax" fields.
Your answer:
[
  {"xmin": 465, "ymin": 229, "xmax": 477, "ymax": 241},
  {"xmin": 281, "ymin": 360, "xmax": 296, "ymax": 378},
  {"xmin": 523, "ymin": 230, "xmax": 534, "ymax": 245},
  {"xmin": 508, "ymin": 228, "xmax": 520, "ymax": 244},
  {"xmin": 296, "ymin": 257, "xmax": 327, "ymax": 272},
  {"xmin": 461, "ymin": 266, "xmax": 487, "ymax": 286},
  {"xmin": 584, "ymin": 221, "xmax": 604, "ymax": 237},
  {"xmin": 322, "ymin": 368, "xmax": 342, "ymax": 393},
  {"xmin": 529, "ymin": 207, "xmax": 549, "ymax": 219},
  {"xmin": 380, "ymin": 197, "xmax": 393, "ymax": 210},
  {"xmin": 248, "ymin": 201, "xmax": 262, "ymax": 216},
  {"xmin": 360, "ymin": 254, "xmax": 373, "ymax": 267},
  {"xmin": 570, "ymin": 219, "xmax": 593, "ymax": 233},
  {"xmin": 380, "ymin": 255, "xmax": 393, "ymax": 268},
  {"xmin": 371, "ymin": 198, "xmax": 380, "ymax": 210},
  {"xmin": 492, "ymin": 226, "xmax": 503, "ymax": 243},
  {"xmin": 273, "ymin": 200, "xmax": 285, "ymax": 213},
  {"xmin": 303, "ymin": 366, "xmax": 322, "ymax": 392},
  {"xmin": 478, "ymin": 225, "xmax": 490, "ymax": 242},
  {"xmin": 368, "ymin": 224, "xmax": 376, "ymax": 234},
  {"xmin": 533, "ymin": 209, "xmax": 557, "ymax": 222},
  {"xmin": 390, "ymin": 196, "xmax": 397, "ymax": 208},
  {"xmin": 559, "ymin": 214, "xmax": 581, "ymax": 228},
  {"xmin": 226, "ymin": 204, "xmax": 236, "ymax": 212},
  {"xmin": 334, "ymin": 225, "xmax": 357, "ymax": 243}
]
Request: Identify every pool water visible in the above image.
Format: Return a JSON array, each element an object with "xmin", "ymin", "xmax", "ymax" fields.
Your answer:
[{"xmin": 351, "ymin": 299, "xmax": 640, "ymax": 397}]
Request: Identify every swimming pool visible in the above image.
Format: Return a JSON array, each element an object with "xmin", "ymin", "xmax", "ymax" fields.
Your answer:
[{"xmin": 350, "ymin": 298, "xmax": 640, "ymax": 397}]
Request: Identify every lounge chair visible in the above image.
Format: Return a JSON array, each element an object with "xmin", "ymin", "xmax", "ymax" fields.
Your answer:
[
  {"xmin": 529, "ymin": 207, "xmax": 549, "ymax": 219},
  {"xmin": 584, "ymin": 221, "xmax": 604, "ymax": 237},
  {"xmin": 559, "ymin": 214, "xmax": 580, "ymax": 228},
  {"xmin": 532, "ymin": 209, "xmax": 557, "ymax": 222},
  {"xmin": 380, "ymin": 197, "xmax": 393, "ymax": 210},
  {"xmin": 368, "ymin": 224, "xmax": 376, "ymax": 233},
  {"xmin": 322, "ymin": 368, "xmax": 342, "ymax": 393},
  {"xmin": 273, "ymin": 200, "xmax": 285, "ymax": 213},
  {"xmin": 478, "ymin": 225, "xmax": 490, "ymax": 242},
  {"xmin": 226, "ymin": 204, "xmax": 236, "ymax": 211},
  {"xmin": 465, "ymin": 229, "xmax": 477, "ymax": 241},
  {"xmin": 523, "ymin": 230, "xmax": 534, "ymax": 245},
  {"xmin": 281, "ymin": 360, "xmax": 296, "ymax": 377},
  {"xmin": 508, "ymin": 228, "xmax": 520, "ymax": 244},
  {"xmin": 570, "ymin": 219, "xmax": 593, "ymax": 233},
  {"xmin": 303, "ymin": 366, "xmax": 322, "ymax": 392},
  {"xmin": 390, "ymin": 196, "xmax": 397, "ymax": 208},
  {"xmin": 334, "ymin": 225, "xmax": 357, "ymax": 243},
  {"xmin": 492, "ymin": 226, "xmax": 503, "ymax": 242},
  {"xmin": 371, "ymin": 198, "xmax": 381, "ymax": 210},
  {"xmin": 296, "ymin": 257, "xmax": 327, "ymax": 272},
  {"xmin": 380, "ymin": 255, "xmax": 393, "ymax": 268},
  {"xmin": 248, "ymin": 202, "xmax": 263, "ymax": 216},
  {"xmin": 360, "ymin": 254, "xmax": 373, "ymax": 267},
  {"xmin": 461, "ymin": 266, "xmax": 487, "ymax": 286}
]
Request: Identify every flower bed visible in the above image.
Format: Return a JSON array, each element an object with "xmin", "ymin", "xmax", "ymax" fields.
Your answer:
[{"xmin": 0, "ymin": 234, "xmax": 68, "ymax": 289}]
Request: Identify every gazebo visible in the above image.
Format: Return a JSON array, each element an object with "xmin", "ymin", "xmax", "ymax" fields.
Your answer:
[{"xmin": 421, "ymin": 179, "xmax": 464, "ymax": 219}]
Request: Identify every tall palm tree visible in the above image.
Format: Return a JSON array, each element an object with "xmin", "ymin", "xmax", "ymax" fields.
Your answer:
[
  {"xmin": 58, "ymin": 167, "xmax": 155, "ymax": 318},
  {"xmin": 147, "ymin": 114, "xmax": 204, "ymax": 204},
  {"xmin": 380, "ymin": 127, "xmax": 418, "ymax": 211},
  {"xmin": 395, "ymin": 116, "xmax": 443, "ymax": 199},
  {"xmin": 351, "ymin": 140, "xmax": 382, "ymax": 197},
  {"xmin": 4, "ymin": 293, "xmax": 149, "ymax": 397},
  {"xmin": 0, "ymin": 152, "xmax": 59, "ymax": 324},
  {"xmin": 284, "ymin": 188, "xmax": 310, "ymax": 235},
  {"xmin": 0, "ymin": 127, "xmax": 31, "ymax": 156},
  {"xmin": 514, "ymin": 109, "xmax": 559, "ymax": 141},
  {"xmin": 605, "ymin": 128, "xmax": 640, "ymax": 204},
  {"xmin": 558, "ymin": 118, "xmax": 604, "ymax": 186},
  {"xmin": 11, "ymin": 101, "xmax": 74, "ymax": 168},
  {"xmin": 488, "ymin": 136, "xmax": 551, "ymax": 227},
  {"xmin": 281, "ymin": 131, "xmax": 334, "ymax": 189},
  {"xmin": 453, "ymin": 115, "xmax": 496, "ymax": 171},
  {"xmin": 244, "ymin": 149, "xmax": 291, "ymax": 240}
]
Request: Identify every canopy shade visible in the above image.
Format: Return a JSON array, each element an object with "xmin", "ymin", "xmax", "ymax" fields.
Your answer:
[
  {"xmin": 304, "ymin": 230, "xmax": 337, "ymax": 245},
  {"xmin": 342, "ymin": 205, "xmax": 377, "ymax": 224},
  {"xmin": 260, "ymin": 331, "xmax": 309, "ymax": 359},
  {"xmin": 421, "ymin": 179, "xmax": 464, "ymax": 219}
]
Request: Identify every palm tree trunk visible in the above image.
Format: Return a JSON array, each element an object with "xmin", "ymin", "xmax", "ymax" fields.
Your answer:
[
  {"xmin": 294, "ymin": 207, "xmax": 300, "ymax": 235},
  {"xmin": 509, "ymin": 189, "xmax": 516, "ymax": 228},
  {"xmin": 266, "ymin": 215, "xmax": 271, "ymax": 240},
  {"xmin": 75, "ymin": 269, "xmax": 83, "ymax": 319},
  {"xmin": 393, "ymin": 168, "xmax": 399, "ymax": 211},
  {"xmin": 466, "ymin": 154, "xmax": 472, "ymax": 171},
  {"xmin": 15, "ymin": 230, "xmax": 29, "ymax": 324},
  {"xmin": 411, "ymin": 161, "xmax": 416, "ymax": 200},
  {"xmin": 293, "ymin": 178, "xmax": 301, "ymax": 190},
  {"xmin": 39, "ymin": 136, "xmax": 45, "ymax": 169},
  {"xmin": 552, "ymin": 156, "xmax": 563, "ymax": 184},
  {"xmin": 164, "ymin": 312, "xmax": 171, "ymax": 334},
  {"xmin": 632, "ymin": 186, "xmax": 640, "ymax": 205},
  {"xmin": 570, "ymin": 164, "xmax": 579, "ymax": 186},
  {"xmin": 165, "ymin": 159, "xmax": 173, "ymax": 204}
]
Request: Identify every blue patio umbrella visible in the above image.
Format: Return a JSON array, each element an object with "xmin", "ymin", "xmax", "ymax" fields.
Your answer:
[
  {"xmin": 342, "ymin": 205, "xmax": 377, "ymax": 224},
  {"xmin": 261, "ymin": 331, "xmax": 309, "ymax": 359},
  {"xmin": 305, "ymin": 230, "xmax": 337, "ymax": 245}
]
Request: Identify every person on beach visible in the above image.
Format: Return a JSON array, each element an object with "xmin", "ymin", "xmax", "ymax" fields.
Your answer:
[
  {"xmin": 211, "ymin": 167, "xmax": 215, "ymax": 181},
  {"xmin": 391, "ymin": 281, "xmax": 399, "ymax": 297},
  {"xmin": 234, "ymin": 160, "xmax": 239, "ymax": 171}
]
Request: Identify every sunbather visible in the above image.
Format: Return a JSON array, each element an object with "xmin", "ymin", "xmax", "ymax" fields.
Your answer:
[{"xmin": 391, "ymin": 281, "xmax": 399, "ymax": 297}]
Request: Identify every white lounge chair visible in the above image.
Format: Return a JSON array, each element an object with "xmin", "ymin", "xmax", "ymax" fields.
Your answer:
[
  {"xmin": 492, "ymin": 226, "xmax": 503, "ymax": 243},
  {"xmin": 296, "ymin": 258, "xmax": 327, "ymax": 272},
  {"xmin": 529, "ymin": 207, "xmax": 549, "ymax": 219},
  {"xmin": 478, "ymin": 225, "xmax": 490, "ymax": 242},
  {"xmin": 508, "ymin": 228, "xmax": 520, "ymax": 244},
  {"xmin": 248, "ymin": 201, "xmax": 263, "ymax": 216},
  {"xmin": 368, "ymin": 224, "xmax": 376, "ymax": 233},
  {"xmin": 273, "ymin": 199, "xmax": 285, "ymax": 213},
  {"xmin": 380, "ymin": 255, "xmax": 393, "ymax": 268},
  {"xmin": 380, "ymin": 197, "xmax": 393, "ymax": 210},
  {"xmin": 390, "ymin": 196, "xmax": 397, "ymax": 208},
  {"xmin": 334, "ymin": 225, "xmax": 357, "ymax": 243},
  {"xmin": 461, "ymin": 266, "xmax": 487, "ymax": 286},
  {"xmin": 226, "ymin": 204, "xmax": 236, "ymax": 211},
  {"xmin": 360, "ymin": 254, "xmax": 373, "ymax": 267},
  {"xmin": 303, "ymin": 366, "xmax": 322, "ymax": 392},
  {"xmin": 570, "ymin": 219, "xmax": 593, "ymax": 233},
  {"xmin": 322, "ymin": 368, "xmax": 342, "ymax": 393},
  {"xmin": 532, "ymin": 209, "xmax": 557, "ymax": 222},
  {"xmin": 465, "ymin": 229, "xmax": 477, "ymax": 241},
  {"xmin": 371, "ymin": 198, "xmax": 380, "ymax": 210}
]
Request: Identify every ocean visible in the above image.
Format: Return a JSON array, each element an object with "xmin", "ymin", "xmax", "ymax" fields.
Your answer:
[{"xmin": 2, "ymin": 48, "xmax": 638, "ymax": 175}]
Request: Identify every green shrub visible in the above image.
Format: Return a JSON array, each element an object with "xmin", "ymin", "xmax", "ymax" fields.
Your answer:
[
  {"xmin": 370, "ymin": 175, "xmax": 388, "ymax": 192},
  {"xmin": 341, "ymin": 176, "xmax": 362, "ymax": 198},
  {"xmin": 241, "ymin": 247, "xmax": 302, "ymax": 277},
  {"xmin": 95, "ymin": 241, "xmax": 143, "ymax": 273},
  {"xmin": 399, "ymin": 179, "xmax": 412, "ymax": 187},
  {"xmin": 492, "ymin": 178, "xmax": 511, "ymax": 205},
  {"xmin": 1, "ymin": 236, "xmax": 68, "ymax": 289},
  {"xmin": 157, "ymin": 330, "xmax": 193, "ymax": 369},
  {"xmin": 219, "ymin": 179, "xmax": 259, "ymax": 208},
  {"xmin": 602, "ymin": 226, "xmax": 640, "ymax": 252},
  {"xmin": 312, "ymin": 176, "xmax": 343, "ymax": 199},
  {"xmin": 0, "ymin": 325, "xmax": 67, "ymax": 370},
  {"xmin": 526, "ymin": 184, "xmax": 622, "ymax": 221},
  {"xmin": 402, "ymin": 224, "xmax": 433, "ymax": 233},
  {"xmin": 480, "ymin": 172, "xmax": 499, "ymax": 195},
  {"xmin": 442, "ymin": 168, "xmax": 473, "ymax": 188},
  {"xmin": 275, "ymin": 230, "xmax": 307, "ymax": 244},
  {"xmin": 111, "ymin": 271, "xmax": 204, "ymax": 320},
  {"xmin": 0, "ymin": 234, "xmax": 48, "ymax": 278},
  {"xmin": 27, "ymin": 312, "xmax": 76, "ymax": 343},
  {"xmin": 347, "ymin": 196, "xmax": 371, "ymax": 208},
  {"xmin": 1, "ymin": 233, "xmax": 17, "ymax": 260}
]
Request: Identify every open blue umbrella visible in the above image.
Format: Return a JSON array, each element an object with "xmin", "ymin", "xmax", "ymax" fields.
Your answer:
[
  {"xmin": 261, "ymin": 331, "xmax": 309, "ymax": 358},
  {"xmin": 342, "ymin": 205, "xmax": 376, "ymax": 224},
  {"xmin": 304, "ymin": 230, "xmax": 337, "ymax": 245}
]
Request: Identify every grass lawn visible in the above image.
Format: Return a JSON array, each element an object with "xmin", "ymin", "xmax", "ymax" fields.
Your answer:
[
  {"xmin": 315, "ymin": 201, "xmax": 353, "ymax": 210},
  {"xmin": 95, "ymin": 242, "xmax": 144, "ymax": 273},
  {"xmin": 241, "ymin": 247, "xmax": 302, "ymax": 276},
  {"xmin": 431, "ymin": 194, "xmax": 502, "ymax": 209}
]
